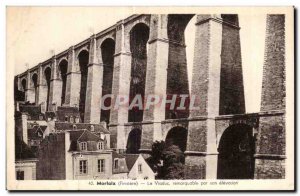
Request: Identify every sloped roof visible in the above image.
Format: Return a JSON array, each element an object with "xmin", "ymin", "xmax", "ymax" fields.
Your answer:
[
  {"xmin": 56, "ymin": 106, "xmax": 80, "ymax": 122},
  {"xmin": 36, "ymin": 125, "xmax": 47, "ymax": 132},
  {"xmin": 68, "ymin": 130, "xmax": 85, "ymax": 152},
  {"xmin": 77, "ymin": 130, "xmax": 103, "ymax": 142},
  {"xmin": 27, "ymin": 125, "xmax": 47, "ymax": 139},
  {"xmin": 68, "ymin": 130, "xmax": 105, "ymax": 151},
  {"xmin": 69, "ymin": 130, "xmax": 85, "ymax": 141},
  {"xmin": 45, "ymin": 111, "xmax": 56, "ymax": 119},
  {"xmin": 19, "ymin": 104, "xmax": 44, "ymax": 120},
  {"xmin": 15, "ymin": 136, "xmax": 36, "ymax": 160},
  {"xmin": 112, "ymin": 151, "xmax": 125, "ymax": 159},
  {"xmin": 124, "ymin": 154, "xmax": 139, "ymax": 171},
  {"xmin": 55, "ymin": 122, "xmax": 110, "ymax": 134}
]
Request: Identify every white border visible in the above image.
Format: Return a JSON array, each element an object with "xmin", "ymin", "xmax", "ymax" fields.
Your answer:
[{"xmin": 1, "ymin": 1, "xmax": 298, "ymax": 194}]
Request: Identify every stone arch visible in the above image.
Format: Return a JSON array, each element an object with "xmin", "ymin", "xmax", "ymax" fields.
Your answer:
[
  {"xmin": 127, "ymin": 20, "xmax": 149, "ymax": 33},
  {"xmin": 126, "ymin": 128, "xmax": 142, "ymax": 154},
  {"xmin": 165, "ymin": 126, "xmax": 188, "ymax": 152},
  {"xmin": 128, "ymin": 23, "xmax": 150, "ymax": 122},
  {"xmin": 165, "ymin": 14, "xmax": 195, "ymax": 119},
  {"xmin": 21, "ymin": 78, "xmax": 27, "ymax": 92},
  {"xmin": 100, "ymin": 38, "xmax": 115, "ymax": 124},
  {"xmin": 98, "ymin": 35, "xmax": 115, "ymax": 47},
  {"xmin": 44, "ymin": 67, "xmax": 51, "ymax": 111},
  {"xmin": 57, "ymin": 57, "xmax": 68, "ymax": 67},
  {"xmin": 217, "ymin": 124, "xmax": 255, "ymax": 179},
  {"xmin": 76, "ymin": 48, "xmax": 89, "ymax": 59},
  {"xmin": 78, "ymin": 50, "xmax": 89, "ymax": 122},
  {"xmin": 31, "ymin": 73, "xmax": 38, "ymax": 104},
  {"xmin": 58, "ymin": 59, "xmax": 68, "ymax": 106}
]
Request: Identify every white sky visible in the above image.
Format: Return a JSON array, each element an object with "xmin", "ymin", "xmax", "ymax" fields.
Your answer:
[{"xmin": 7, "ymin": 7, "xmax": 266, "ymax": 113}]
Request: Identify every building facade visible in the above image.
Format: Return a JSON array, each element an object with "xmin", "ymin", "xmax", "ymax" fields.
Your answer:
[{"xmin": 125, "ymin": 154, "xmax": 155, "ymax": 180}]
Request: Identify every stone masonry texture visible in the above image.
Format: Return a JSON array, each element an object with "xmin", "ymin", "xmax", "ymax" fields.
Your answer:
[{"xmin": 261, "ymin": 15, "xmax": 286, "ymax": 111}]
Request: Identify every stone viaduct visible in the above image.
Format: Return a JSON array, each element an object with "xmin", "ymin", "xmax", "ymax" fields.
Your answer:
[{"xmin": 15, "ymin": 14, "xmax": 286, "ymax": 179}]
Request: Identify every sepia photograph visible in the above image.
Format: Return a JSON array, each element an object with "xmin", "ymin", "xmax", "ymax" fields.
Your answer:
[{"xmin": 6, "ymin": 6, "xmax": 294, "ymax": 191}]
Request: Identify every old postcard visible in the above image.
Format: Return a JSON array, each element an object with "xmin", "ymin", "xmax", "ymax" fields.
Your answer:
[{"xmin": 6, "ymin": 6, "xmax": 294, "ymax": 191}]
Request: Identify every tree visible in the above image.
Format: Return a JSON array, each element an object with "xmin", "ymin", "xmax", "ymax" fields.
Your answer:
[
  {"xmin": 146, "ymin": 141, "xmax": 165, "ymax": 177},
  {"xmin": 161, "ymin": 144, "xmax": 185, "ymax": 179},
  {"xmin": 146, "ymin": 141, "xmax": 185, "ymax": 179}
]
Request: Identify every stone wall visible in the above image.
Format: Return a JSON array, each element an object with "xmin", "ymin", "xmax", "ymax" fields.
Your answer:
[
  {"xmin": 219, "ymin": 16, "xmax": 245, "ymax": 115},
  {"xmin": 36, "ymin": 133, "xmax": 66, "ymax": 180},
  {"xmin": 261, "ymin": 15, "xmax": 285, "ymax": 111},
  {"xmin": 255, "ymin": 14, "xmax": 286, "ymax": 179}
]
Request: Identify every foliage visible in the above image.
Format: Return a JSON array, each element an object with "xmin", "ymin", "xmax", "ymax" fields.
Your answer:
[
  {"xmin": 146, "ymin": 141, "xmax": 185, "ymax": 179},
  {"xmin": 146, "ymin": 141, "xmax": 165, "ymax": 174},
  {"xmin": 162, "ymin": 144, "xmax": 185, "ymax": 179}
]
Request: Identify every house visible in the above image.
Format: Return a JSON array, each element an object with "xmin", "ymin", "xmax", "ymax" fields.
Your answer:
[
  {"xmin": 27, "ymin": 124, "xmax": 47, "ymax": 154},
  {"xmin": 36, "ymin": 126, "xmax": 128, "ymax": 180},
  {"xmin": 54, "ymin": 106, "xmax": 81, "ymax": 123},
  {"xmin": 15, "ymin": 136, "xmax": 38, "ymax": 180},
  {"xmin": 67, "ymin": 129, "xmax": 113, "ymax": 180},
  {"xmin": 111, "ymin": 151, "xmax": 128, "ymax": 179},
  {"xmin": 125, "ymin": 154, "xmax": 155, "ymax": 180},
  {"xmin": 15, "ymin": 103, "xmax": 46, "ymax": 145}
]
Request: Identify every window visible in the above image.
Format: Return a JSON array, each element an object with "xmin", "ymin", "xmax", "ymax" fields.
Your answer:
[
  {"xmin": 98, "ymin": 159, "xmax": 105, "ymax": 173},
  {"xmin": 70, "ymin": 116, "xmax": 74, "ymax": 123},
  {"xmin": 37, "ymin": 131, "xmax": 42, "ymax": 137},
  {"xmin": 97, "ymin": 142, "xmax": 104, "ymax": 150},
  {"xmin": 16, "ymin": 171, "xmax": 24, "ymax": 180},
  {"xmin": 80, "ymin": 142, "xmax": 87, "ymax": 151},
  {"xmin": 73, "ymin": 124, "xmax": 77, "ymax": 130},
  {"xmin": 65, "ymin": 116, "xmax": 68, "ymax": 122},
  {"xmin": 144, "ymin": 177, "xmax": 148, "ymax": 180},
  {"xmin": 114, "ymin": 159, "xmax": 119, "ymax": 169},
  {"xmin": 138, "ymin": 164, "xmax": 142, "ymax": 173},
  {"xmin": 79, "ymin": 160, "xmax": 87, "ymax": 174}
]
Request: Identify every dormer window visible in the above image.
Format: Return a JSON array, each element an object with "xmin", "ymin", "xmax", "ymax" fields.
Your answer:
[
  {"xmin": 97, "ymin": 142, "xmax": 104, "ymax": 150},
  {"xmin": 70, "ymin": 116, "xmax": 74, "ymax": 123},
  {"xmin": 65, "ymin": 116, "xmax": 68, "ymax": 122},
  {"xmin": 75, "ymin": 117, "xmax": 80, "ymax": 123},
  {"xmin": 80, "ymin": 142, "xmax": 87, "ymax": 151},
  {"xmin": 90, "ymin": 125, "xmax": 94, "ymax": 132},
  {"xmin": 73, "ymin": 124, "xmax": 77, "ymax": 130}
]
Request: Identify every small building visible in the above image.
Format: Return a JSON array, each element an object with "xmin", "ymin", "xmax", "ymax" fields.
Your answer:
[
  {"xmin": 15, "ymin": 136, "xmax": 38, "ymax": 180},
  {"xmin": 68, "ymin": 129, "xmax": 113, "ymax": 180},
  {"xmin": 111, "ymin": 151, "xmax": 128, "ymax": 179},
  {"xmin": 37, "ymin": 128, "xmax": 117, "ymax": 180},
  {"xmin": 55, "ymin": 106, "xmax": 81, "ymax": 123},
  {"xmin": 27, "ymin": 124, "xmax": 47, "ymax": 154},
  {"xmin": 15, "ymin": 159, "xmax": 38, "ymax": 180},
  {"xmin": 125, "ymin": 154, "xmax": 155, "ymax": 180},
  {"xmin": 15, "ymin": 103, "xmax": 47, "ymax": 145}
]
